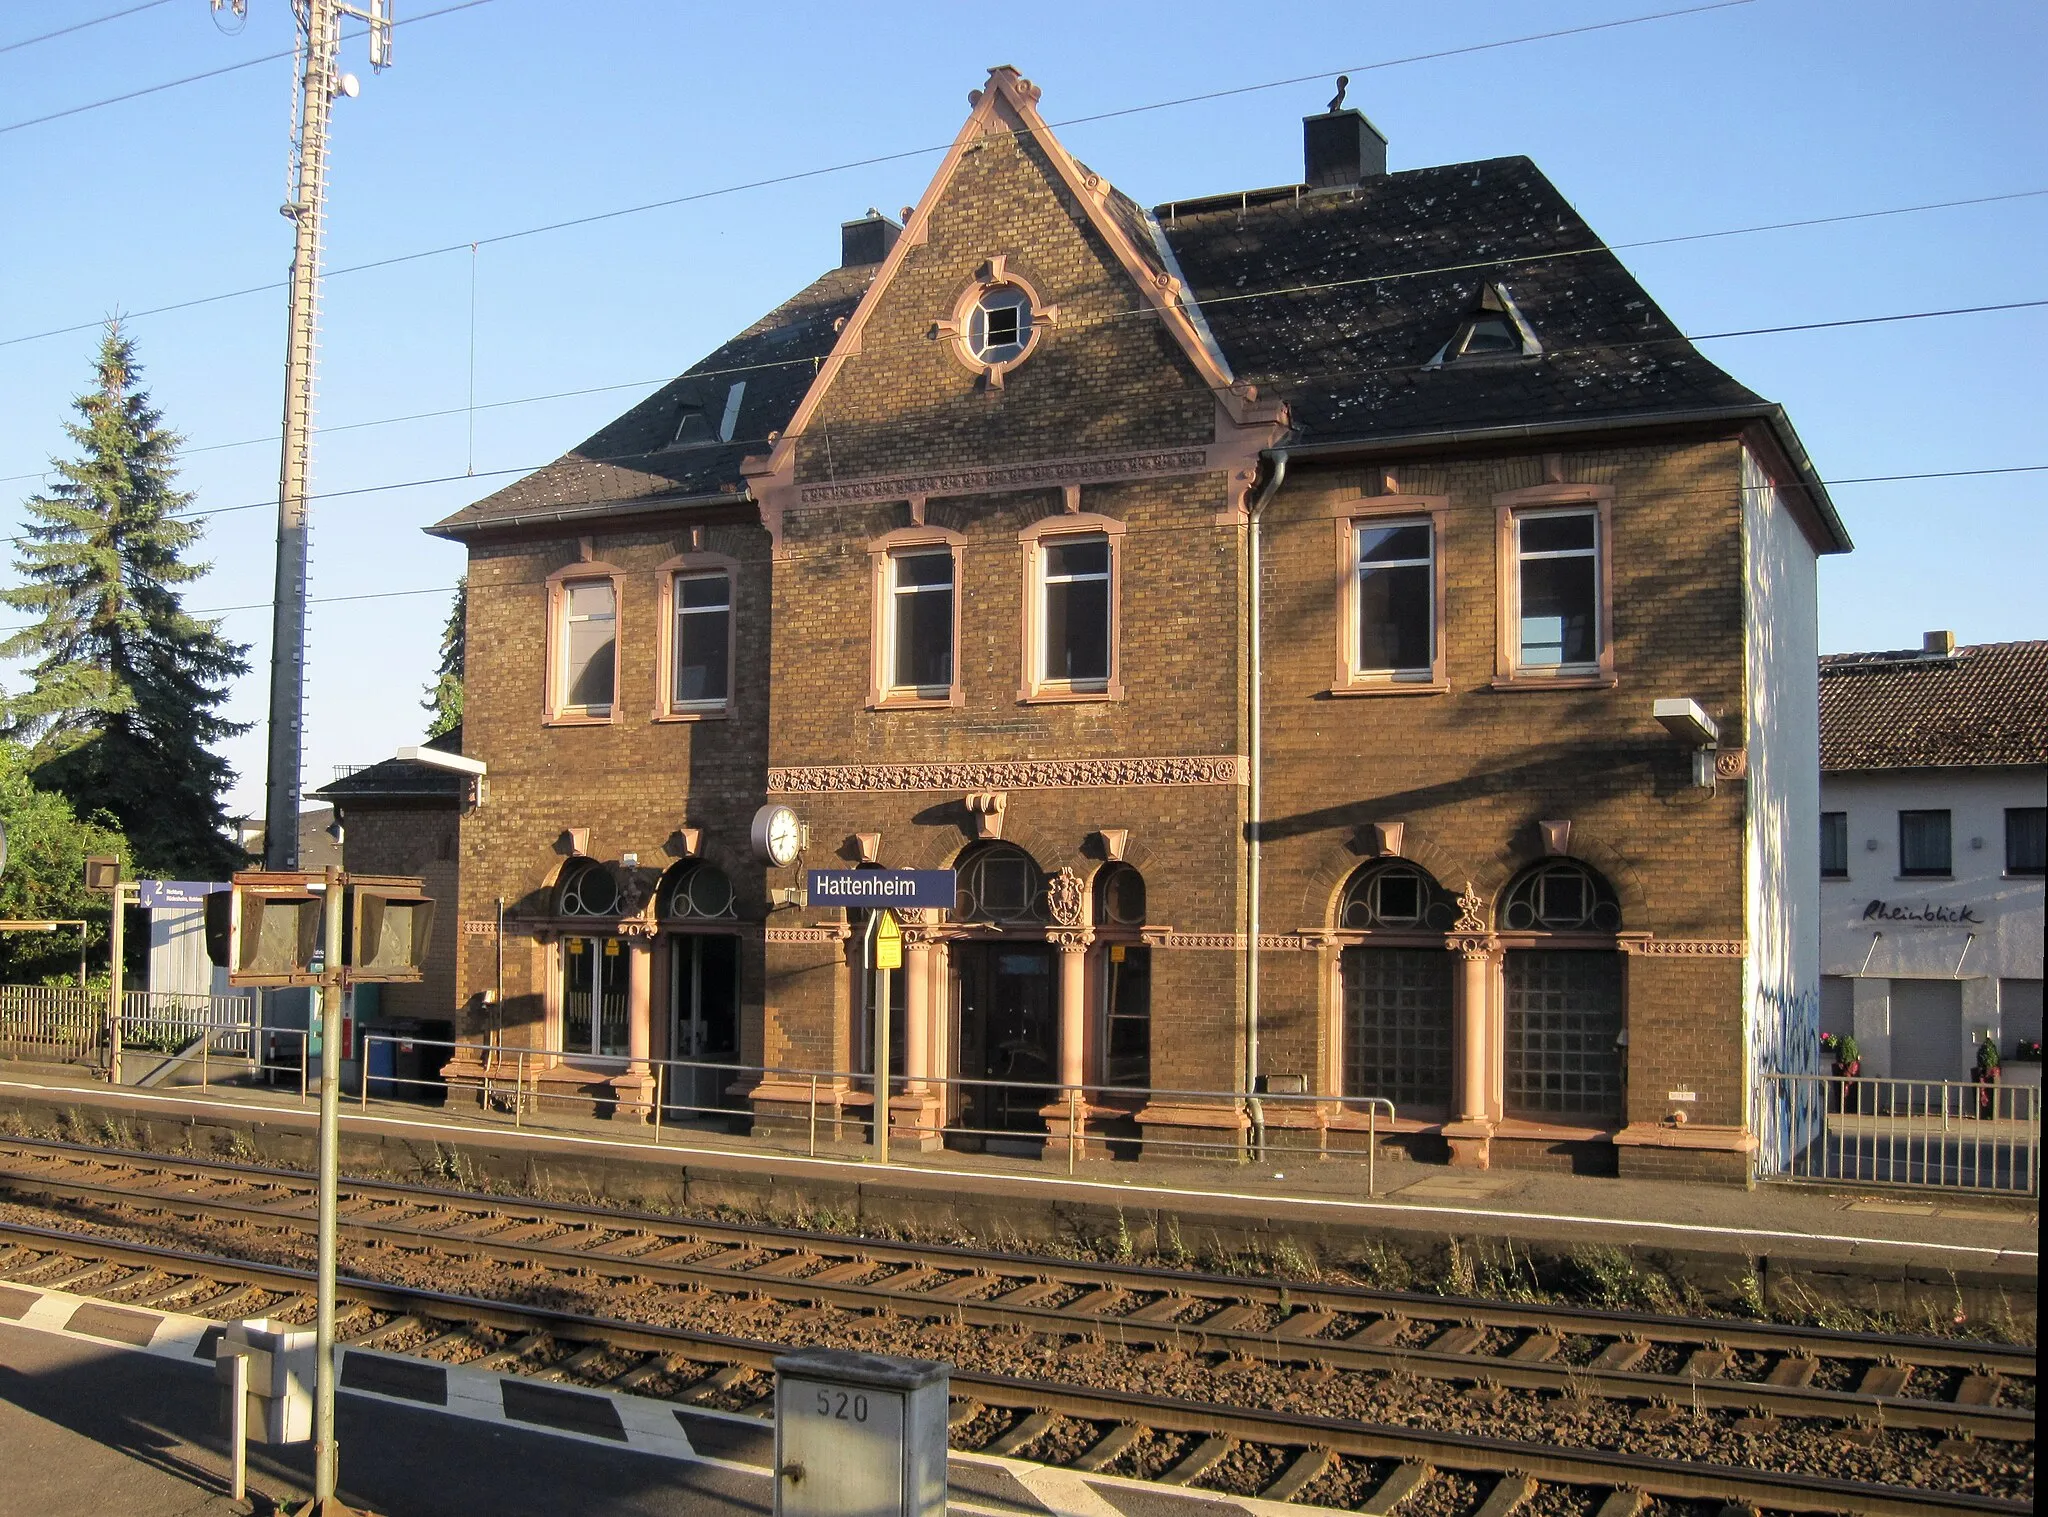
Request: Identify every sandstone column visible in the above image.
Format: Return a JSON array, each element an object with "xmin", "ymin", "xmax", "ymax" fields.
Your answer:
[
  {"xmin": 904, "ymin": 932, "xmax": 932, "ymax": 1088},
  {"xmin": 1056, "ymin": 933, "xmax": 1089, "ymax": 1091}
]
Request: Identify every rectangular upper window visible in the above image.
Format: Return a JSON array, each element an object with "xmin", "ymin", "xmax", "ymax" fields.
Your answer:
[
  {"xmin": 1355, "ymin": 519, "xmax": 1435, "ymax": 676},
  {"xmin": 2008, "ymin": 806, "xmax": 2047, "ymax": 876},
  {"xmin": 557, "ymin": 578, "xmax": 616, "ymax": 717},
  {"xmin": 1821, "ymin": 812, "xmax": 1848, "ymax": 878},
  {"xmin": 1899, "ymin": 809, "xmax": 1952, "ymax": 877},
  {"xmin": 1512, "ymin": 508, "xmax": 1600, "ymax": 672},
  {"xmin": 671, "ymin": 571, "xmax": 731, "ymax": 711},
  {"xmin": 1039, "ymin": 535, "xmax": 1110, "ymax": 690},
  {"xmin": 889, "ymin": 550, "xmax": 955, "ymax": 698}
]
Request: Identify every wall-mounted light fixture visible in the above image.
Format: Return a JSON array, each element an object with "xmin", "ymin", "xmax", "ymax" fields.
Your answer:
[{"xmin": 1652, "ymin": 698, "xmax": 1720, "ymax": 788}]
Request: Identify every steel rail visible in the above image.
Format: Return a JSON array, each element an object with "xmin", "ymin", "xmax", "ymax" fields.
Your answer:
[
  {"xmin": 0, "ymin": 1218, "xmax": 2027, "ymax": 1517},
  {"xmin": 0, "ymin": 1160, "xmax": 2029, "ymax": 1440},
  {"xmin": 0, "ymin": 1135, "xmax": 2029, "ymax": 1369}
]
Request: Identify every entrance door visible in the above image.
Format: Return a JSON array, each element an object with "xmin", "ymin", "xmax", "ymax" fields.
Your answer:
[
  {"xmin": 1890, "ymin": 978, "xmax": 1964, "ymax": 1084},
  {"xmin": 954, "ymin": 944, "xmax": 1055, "ymax": 1135},
  {"xmin": 562, "ymin": 936, "xmax": 629, "ymax": 1057},
  {"xmin": 668, "ymin": 934, "xmax": 740, "ymax": 1114}
]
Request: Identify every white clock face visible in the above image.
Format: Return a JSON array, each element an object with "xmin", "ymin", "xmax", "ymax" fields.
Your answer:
[{"xmin": 766, "ymin": 808, "xmax": 801, "ymax": 866}]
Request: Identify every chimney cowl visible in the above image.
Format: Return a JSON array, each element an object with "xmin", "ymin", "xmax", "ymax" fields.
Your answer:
[
  {"xmin": 1922, "ymin": 630, "xmax": 1957, "ymax": 656},
  {"xmin": 1303, "ymin": 107, "xmax": 1387, "ymax": 190},
  {"xmin": 840, "ymin": 210, "xmax": 902, "ymax": 268}
]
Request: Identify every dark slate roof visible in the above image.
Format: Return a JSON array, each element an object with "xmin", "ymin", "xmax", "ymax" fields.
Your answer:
[
  {"xmin": 430, "ymin": 266, "xmax": 875, "ymax": 537},
  {"xmin": 313, "ymin": 726, "xmax": 468, "ymax": 802},
  {"xmin": 1158, "ymin": 159, "xmax": 1760, "ymax": 443},
  {"xmin": 434, "ymin": 151, "xmax": 1837, "ymax": 543},
  {"xmin": 1820, "ymin": 641, "xmax": 2048, "ymax": 771}
]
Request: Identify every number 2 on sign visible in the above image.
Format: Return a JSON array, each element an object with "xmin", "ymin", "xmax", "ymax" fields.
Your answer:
[{"xmin": 815, "ymin": 1389, "xmax": 870, "ymax": 1422}]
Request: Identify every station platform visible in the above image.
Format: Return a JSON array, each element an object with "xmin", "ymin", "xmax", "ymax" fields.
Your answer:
[{"xmin": 0, "ymin": 1066, "xmax": 2035, "ymax": 1326}]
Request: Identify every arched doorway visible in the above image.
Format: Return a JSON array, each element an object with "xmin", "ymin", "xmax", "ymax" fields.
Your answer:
[
  {"xmin": 1497, "ymin": 859, "xmax": 1626, "ymax": 1124},
  {"xmin": 950, "ymin": 843, "xmax": 1055, "ymax": 1139},
  {"xmin": 1335, "ymin": 861, "xmax": 1458, "ymax": 1114},
  {"xmin": 555, "ymin": 858, "xmax": 628, "ymax": 1058},
  {"xmin": 1095, "ymin": 864, "xmax": 1150, "ymax": 1089},
  {"xmin": 659, "ymin": 860, "xmax": 739, "ymax": 1116}
]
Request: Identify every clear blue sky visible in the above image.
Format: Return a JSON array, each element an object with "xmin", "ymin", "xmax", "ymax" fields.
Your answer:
[{"xmin": 1, "ymin": 0, "xmax": 2042, "ymax": 823}]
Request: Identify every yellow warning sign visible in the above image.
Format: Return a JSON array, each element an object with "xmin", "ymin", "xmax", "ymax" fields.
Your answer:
[{"xmin": 875, "ymin": 911, "xmax": 903, "ymax": 970}]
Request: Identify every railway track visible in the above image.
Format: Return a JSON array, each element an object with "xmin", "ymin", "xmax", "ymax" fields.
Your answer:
[
  {"xmin": 0, "ymin": 1135, "xmax": 2030, "ymax": 1439},
  {"xmin": 0, "ymin": 1218, "xmax": 2029, "ymax": 1517}
]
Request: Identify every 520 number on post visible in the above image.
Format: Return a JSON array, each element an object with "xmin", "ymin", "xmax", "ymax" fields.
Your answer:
[{"xmin": 815, "ymin": 1389, "xmax": 870, "ymax": 1422}]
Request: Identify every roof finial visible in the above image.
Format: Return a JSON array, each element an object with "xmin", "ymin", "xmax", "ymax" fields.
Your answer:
[{"xmin": 1327, "ymin": 75, "xmax": 1349, "ymax": 113}]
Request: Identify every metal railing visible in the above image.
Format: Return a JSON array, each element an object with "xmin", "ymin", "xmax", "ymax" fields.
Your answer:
[
  {"xmin": 1758, "ymin": 1071, "xmax": 2040, "ymax": 1194},
  {"xmin": 360, "ymin": 1033, "xmax": 1398, "ymax": 1190},
  {"xmin": 0, "ymin": 984, "xmax": 261, "ymax": 1065}
]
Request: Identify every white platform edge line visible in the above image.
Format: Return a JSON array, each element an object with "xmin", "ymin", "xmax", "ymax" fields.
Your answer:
[{"xmin": 1, "ymin": 1076, "xmax": 2033, "ymax": 1261}]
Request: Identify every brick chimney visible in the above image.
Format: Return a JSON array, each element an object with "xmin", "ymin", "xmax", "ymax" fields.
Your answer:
[
  {"xmin": 1304, "ymin": 108, "xmax": 1387, "ymax": 189},
  {"xmin": 840, "ymin": 210, "xmax": 901, "ymax": 268}
]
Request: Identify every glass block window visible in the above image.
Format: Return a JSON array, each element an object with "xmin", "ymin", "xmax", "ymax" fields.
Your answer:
[
  {"xmin": 1503, "ymin": 949, "xmax": 1625, "ymax": 1121},
  {"xmin": 1342, "ymin": 947, "xmax": 1454, "ymax": 1110}
]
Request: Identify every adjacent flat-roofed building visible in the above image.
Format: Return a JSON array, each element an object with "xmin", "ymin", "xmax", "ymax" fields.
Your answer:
[
  {"xmin": 1818, "ymin": 635, "xmax": 2047, "ymax": 1088},
  {"xmin": 426, "ymin": 68, "xmax": 1851, "ymax": 1179}
]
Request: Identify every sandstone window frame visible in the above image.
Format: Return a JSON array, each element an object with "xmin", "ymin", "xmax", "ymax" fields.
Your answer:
[
  {"xmin": 868, "ymin": 524, "xmax": 966, "ymax": 710},
  {"xmin": 937, "ymin": 257, "xmax": 1059, "ymax": 389},
  {"xmin": 1327, "ymin": 494, "xmax": 1450, "ymax": 696},
  {"xmin": 1492, "ymin": 482, "xmax": 1616, "ymax": 690},
  {"xmin": 1017, "ymin": 511, "xmax": 1125, "ymax": 703},
  {"xmin": 544, "ymin": 561, "xmax": 625, "ymax": 726},
  {"xmin": 653, "ymin": 550, "xmax": 740, "ymax": 722}
]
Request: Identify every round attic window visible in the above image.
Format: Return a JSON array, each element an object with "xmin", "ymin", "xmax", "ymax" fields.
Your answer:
[{"xmin": 967, "ymin": 285, "xmax": 1032, "ymax": 364}]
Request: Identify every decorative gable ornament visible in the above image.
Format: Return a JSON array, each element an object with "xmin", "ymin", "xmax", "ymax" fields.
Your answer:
[{"xmin": 1424, "ymin": 282, "xmax": 1542, "ymax": 368}]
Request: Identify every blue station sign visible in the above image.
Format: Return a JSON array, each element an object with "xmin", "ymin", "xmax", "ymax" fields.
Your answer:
[
  {"xmin": 806, "ymin": 869, "xmax": 957, "ymax": 911},
  {"xmin": 136, "ymin": 879, "xmax": 230, "ymax": 910}
]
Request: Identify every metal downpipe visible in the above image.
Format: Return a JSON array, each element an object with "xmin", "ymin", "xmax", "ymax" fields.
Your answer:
[{"xmin": 1245, "ymin": 448, "xmax": 1288, "ymax": 1157}]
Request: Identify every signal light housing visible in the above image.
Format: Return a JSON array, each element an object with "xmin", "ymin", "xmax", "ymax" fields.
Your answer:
[{"xmin": 345, "ymin": 877, "xmax": 435, "ymax": 983}]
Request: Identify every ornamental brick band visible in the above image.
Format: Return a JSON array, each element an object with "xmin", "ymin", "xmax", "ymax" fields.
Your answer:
[
  {"xmin": 767, "ymin": 755, "xmax": 1248, "ymax": 793},
  {"xmin": 792, "ymin": 446, "xmax": 1212, "ymax": 507},
  {"xmin": 1623, "ymin": 939, "xmax": 1747, "ymax": 957}
]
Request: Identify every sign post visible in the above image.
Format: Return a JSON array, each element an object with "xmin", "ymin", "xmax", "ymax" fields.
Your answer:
[
  {"xmin": 873, "ymin": 912, "xmax": 901, "ymax": 1164},
  {"xmin": 84, "ymin": 855, "xmax": 125, "ymax": 1081}
]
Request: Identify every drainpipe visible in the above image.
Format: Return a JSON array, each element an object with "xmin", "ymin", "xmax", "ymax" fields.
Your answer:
[{"xmin": 1244, "ymin": 448, "xmax": 1288, "ymax": 1156}]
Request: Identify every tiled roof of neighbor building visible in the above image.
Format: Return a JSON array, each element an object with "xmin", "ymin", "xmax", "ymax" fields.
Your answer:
[
  {"xmin": 435, "ymin": 147, "xmax": 1836, "ymax": 543},
  {"xmin": 1820, "ymin": 640, "xmax": 2048, "ymax": 771},
  {"xmin": 312, "ymin": 726, "xmax": 469, "ymax": 802}
]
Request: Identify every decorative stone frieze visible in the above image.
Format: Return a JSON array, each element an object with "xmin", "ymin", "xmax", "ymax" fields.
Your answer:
[
  {"xmin": 768, "ymin": 755, "xmax": 1246, "ymax": 793},
  {"xmin": 1623, "ymin": 938, "xmax": 1746, "ymax": 957},
  {"xmin": 790, "ymin": 446, "xmax": 1212, "ymax": 509}
]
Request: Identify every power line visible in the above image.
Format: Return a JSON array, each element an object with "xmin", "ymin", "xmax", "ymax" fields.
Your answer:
[
  {"xmin": 0, "ymin": 0, "xmax": 173, "ymax": 56},
  {"xmin": 6, "ymin": 182, "xmax": 2042, "ymax": 489},
  {"xmin": 0, "ymin": 0, "xmax": 1761, "ymax": 349},
  {"xmin": 0, "ymin": 0, "xmax": 494, "ymax": 137}
]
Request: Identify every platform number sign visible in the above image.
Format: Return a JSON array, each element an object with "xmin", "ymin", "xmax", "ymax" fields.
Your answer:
[{"xmin": 773, "ymin": 1348, "xmax": 947, "ymax": 1517}]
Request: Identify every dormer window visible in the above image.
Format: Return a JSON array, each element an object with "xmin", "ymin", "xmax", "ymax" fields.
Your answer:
[
  {"xmin": 1426, "ymin": 283, "xmax": 1541, "ymax": 367},
  {"xmin": 669, "ymin": 380, "xmax": 746, "ymax": 449}
]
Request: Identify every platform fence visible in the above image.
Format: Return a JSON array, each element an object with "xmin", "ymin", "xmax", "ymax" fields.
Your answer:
[
  {"xmin": 361, "ymin": 1033, "xmax": 1398, "ymax": 1189},
  {"xmin": 1756, "ymin": 1071, "xmax": 2040, "ymax": 1195},
  {"xmin": 0, "ymin": 984, "xmax": 259, "ymax": 1066}
]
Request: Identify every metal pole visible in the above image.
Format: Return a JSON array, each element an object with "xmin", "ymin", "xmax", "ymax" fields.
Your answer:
[
  {"xmin": 107, "ymin": 880, "xmax": 125, "ymax": 1084},
  {"xmin": 808, "ymin": 1073, "xmax": 818, "ymax": 1158},
  {"xmin": 229, "ymin": 1349, "xmax": 248, "ymax": 1503},
  {"xmin": 313, "ymin": 865, "xmax": 344, "ymax": 1505},
  {"xmin": 1067, "ymin": 1087, "xmax": 1078, "ymax": 1176},
  {"xmin": 873, "ymin": 916, "xmax": 891, "ymax": 1166}
]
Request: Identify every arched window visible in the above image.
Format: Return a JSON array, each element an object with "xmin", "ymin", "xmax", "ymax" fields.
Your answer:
[
  {"xmin": 1095, "ymin": 863, "xmax": 1146, "ymax": 927},
  {"xmin": 1498, "ymin": 859, "xmax": 1621, "ymax": 933},
  {"xmin": 955, "ymin": 844, "xmax": 1045, "ymax": 925},
  {"xmin": 1498, "ymin": 860, "xmax": 1625, "ymax": 1123},
  {"xmin": 1337, "ymin": 862, "xmax": 1454, "ymax": 1111},
  {"xmin": 1339, "ymin": 862, "xmax": 1457, "ymax": 932},
  {"xmin": 661, "ymin": 861, "xmax": 736, "ymax": 921},
  {"xmin": 557, "ymin": 858, "xmax": 620, "ymax": 918}
]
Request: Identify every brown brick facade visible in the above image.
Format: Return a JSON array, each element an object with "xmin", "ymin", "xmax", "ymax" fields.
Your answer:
[{"xmin": 425, "ymin": 68, "xmax": 1839, "ymax": 1181}]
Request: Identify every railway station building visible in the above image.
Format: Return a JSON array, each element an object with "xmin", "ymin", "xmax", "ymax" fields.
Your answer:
[{"xmin": 426, "ymin": 68, "xmax": 1851, "ymax": 1180}]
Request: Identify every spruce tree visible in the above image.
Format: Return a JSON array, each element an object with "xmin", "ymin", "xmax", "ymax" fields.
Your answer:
[
  {"xmin": 3, "ymin": 324, "xmax": 251, "ymax": 878},
  {"xmin": 422, "ymin": 575, "xmax": 465, "ymax": 739}
]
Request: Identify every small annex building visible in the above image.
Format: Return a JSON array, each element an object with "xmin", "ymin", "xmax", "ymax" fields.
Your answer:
[
  {"xmin": 1818, "ymin": 636, "xmax": 2047, "ymax": 1089},
  {"xmin": 425, "ymin": 68, "xmax": 1852, "ymax": 1180}
]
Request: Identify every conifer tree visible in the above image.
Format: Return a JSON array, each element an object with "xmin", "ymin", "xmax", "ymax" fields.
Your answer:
[
  {"xmin": 2, "ymin": 324, "xmax": 250, "ymax": 878},
  {"xmin": 422, "ymin": 576, "xmax": 466, "ymax": 739}
]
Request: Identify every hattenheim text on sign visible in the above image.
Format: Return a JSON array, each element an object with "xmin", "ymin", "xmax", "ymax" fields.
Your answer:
[{"xmin": 805, "ymin": 870, "xmax": 958, "ymax": 910}]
